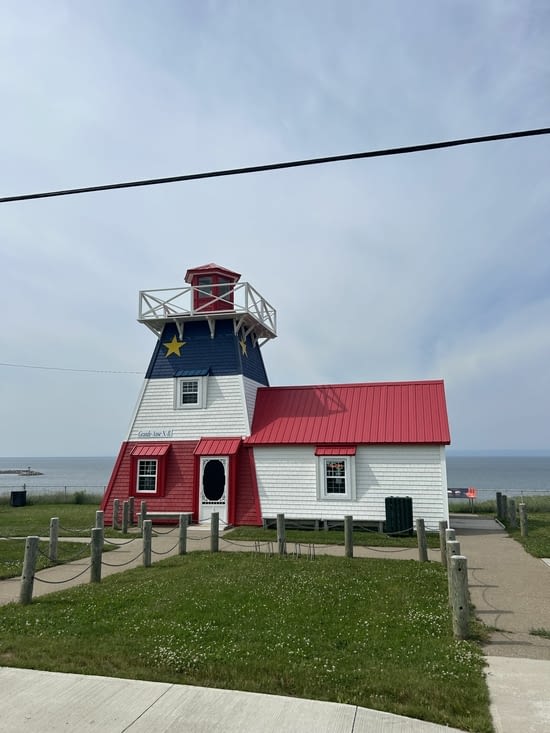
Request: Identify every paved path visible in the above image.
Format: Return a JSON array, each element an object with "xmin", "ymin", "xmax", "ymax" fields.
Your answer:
[
  {"xmin": 451, "ymin": 516, "xmax": 550, "ymax": 659},
  {"xmin": 451, "ymin": 515, "xmax": 550, "ymax": 733}
]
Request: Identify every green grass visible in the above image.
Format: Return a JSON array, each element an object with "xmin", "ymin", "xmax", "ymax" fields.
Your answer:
[
  {"xmin": 531, "ymin": 628, "xmax": 550, "ymax": 640},
  {"xmin": 0, "ymin": 503, "xmax": 130, "ymax": 541},
  {"xmin": 0, "ymin": 552, "xmax": 492, "ymax": 732},
  {"xmin": 0, "ymin": 539, "xmax": 91, "ymax": 579},
  {"xmin": 0, "ymin": 504, "xmax": 128, "ymax": 578},
  {"xmin": 505, "ymin": 512, "xmax": 550, "ymax": 557},
  {"xmin": 225, "ymin": 526, "xmax": 442, "ymax": 549},
  {"xmin": 0, "ymin": 503, "xmax": 99, "ymax": 537}
]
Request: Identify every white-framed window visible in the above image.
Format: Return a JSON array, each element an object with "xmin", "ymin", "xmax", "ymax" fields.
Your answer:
[
  {"xmin": 317, "ymin": 455, "xmax": 356, "ymax": 500},
  {"xmin": 136, "ymin": 459, "xmax": 158, "ymax": 493},
  {"xmin": 175, "ymin": 376, "xmax": 207, "ymax": 409}
]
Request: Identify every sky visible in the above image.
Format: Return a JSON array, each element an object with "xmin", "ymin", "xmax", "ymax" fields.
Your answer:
[{"xmin": 1, "ymin": 0, "xmax": 550, "ymax": 456}]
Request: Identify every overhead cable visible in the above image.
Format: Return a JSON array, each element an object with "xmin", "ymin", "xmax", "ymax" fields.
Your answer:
[
  {"xmin": 1, "ymin": 126, "xmax": 549, "ymax": 203},
  {"xmin": 0, "ymin": 361, "xmax": 142, "ymax": 375}
]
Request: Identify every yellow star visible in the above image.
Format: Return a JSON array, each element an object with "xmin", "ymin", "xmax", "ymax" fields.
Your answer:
[
  {"xmin": 164, "ymin": 335, "xmax": 185, "ymax": 357},
  {"xmin": 239, "ymin": 336, "xmax": 248, "ymax": 357}
]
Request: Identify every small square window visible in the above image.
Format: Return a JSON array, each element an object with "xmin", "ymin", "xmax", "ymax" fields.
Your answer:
[
  {"xmin": 176, "ymin": 376, "xmax": 207, "ymax": 409},
  {"xmin": 181, "ymin": 380, "xmax": 199, "ymax": 404}
]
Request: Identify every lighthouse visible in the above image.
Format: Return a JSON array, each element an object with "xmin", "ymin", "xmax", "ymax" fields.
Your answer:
[
  {"xmin": 102, "ymin": 262, "xmax": 452, "ymax": 532},
  {"xmin": 101, "ymin": 263, "xmax": 276, "ymax": 526}
]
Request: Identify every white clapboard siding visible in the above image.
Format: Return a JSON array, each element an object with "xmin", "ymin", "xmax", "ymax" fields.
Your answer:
[
  {"xmin": 129, "ymin": 375, "xmax": 253, "ymax": 440},
  {"xmin": 254, "ymin": 445, "xmax": 448, "ymax": 530},
  {"xmin": 356, "ymin": 445, "xmax": 448, "ymax": 530},
  {"xmin": 242, "ymin": 377, "xmax": 261, "ymax": 432}
]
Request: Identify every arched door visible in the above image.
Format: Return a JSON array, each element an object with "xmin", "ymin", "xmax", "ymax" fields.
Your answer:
[{"xmin": 199, "ymin": 456, "xmax": 228, "ymax": 523}]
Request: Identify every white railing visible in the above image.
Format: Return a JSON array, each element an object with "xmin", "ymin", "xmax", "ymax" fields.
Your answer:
[{"xmin": 138, "ymin": 281, "xmax": 277, "ymax": 339}]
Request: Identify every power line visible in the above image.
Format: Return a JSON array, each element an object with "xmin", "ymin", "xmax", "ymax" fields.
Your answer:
[
  {"xmin": 0, "ymin": 361, "xmax": 142, "ymax": 375},
  {"xmin": 1, "ymin": 126, "xmax": 549, "ymax": 204}
]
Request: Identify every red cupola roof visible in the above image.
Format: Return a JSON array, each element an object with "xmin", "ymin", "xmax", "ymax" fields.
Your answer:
[{"xmin": 184, "ymin": 263, "xmax": 241, "ymax": 284}]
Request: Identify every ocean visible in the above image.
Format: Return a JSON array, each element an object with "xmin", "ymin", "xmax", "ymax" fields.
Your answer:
[
  {"xmin": 0, "ymin": 454, "xmax": 549, "ymax": 502},
  {"xmin": 0, "ymin": 456, "xmax": 115, "ymax": 499}
]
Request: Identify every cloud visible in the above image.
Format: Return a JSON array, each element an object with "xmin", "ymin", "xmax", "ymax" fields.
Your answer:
[{"xmin": 1, "ymin": 0, "xmax": 549, "ymax": 454}]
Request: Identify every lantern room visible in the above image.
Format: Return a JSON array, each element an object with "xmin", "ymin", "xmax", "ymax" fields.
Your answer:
[{"xmin": 185, "ymin": 263, "xmax": 241, "ymax": 314}]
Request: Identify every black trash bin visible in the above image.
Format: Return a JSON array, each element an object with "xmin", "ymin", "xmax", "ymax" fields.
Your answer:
[
  {"xmin": 384, "ymin": 496, "xmax": 413, "ymax": 536},
  {"xmin": 10, "ymin": 490, "xmax": 27, "ymax": 507}
]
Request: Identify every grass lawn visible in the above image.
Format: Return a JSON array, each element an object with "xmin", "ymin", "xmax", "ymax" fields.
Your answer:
[
  {"xmin": 225, "ymin": 525, "xmax": 442, "ymax": 549},
  {"xmin": 0, "ymin": 539, "xmax": 91, "ymax": 580},
  {"xmin": 505, "ymin": 512, "xmax": 550, "ymax": 557},
  {"xmin": 0, "ymin": 503, "xmax": 130, "ymax": 541},
  {"xmin": 0, "ymin": 551, "xmax": 492, "ymax": 732}
]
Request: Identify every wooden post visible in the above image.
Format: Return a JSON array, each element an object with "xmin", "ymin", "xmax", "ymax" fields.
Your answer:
[
  {"xmin": 344, "ymin": 515, "xmax": 353, "ymax": 558},
  {"xmin": 49, "ymin": 517, "xmax": 59, "ymax": 563},
  {"xmin": 143, "ymin": 519, "xmax": 152, "ymax": 567},
  {"xmin": 446, "ymin": 540, "xmax": 461, "ymax": 601},
  {"xmin": 122, "ymin": 500, "xmax": 129, "ymax": 534},
  {"xmin": 139, "ymin": 500, "xmax": 147, "ymax": 530},
  {"xmin": 178, "ymin": 513, "xmax": 188, "ymax": 555},
  {"xmin": 439, "ymin": 520, "xmax": 448, "ymax": 566},
  {"xmin": 416, "ymin": 518, "xmax": 428, "ymax": 562},
  {"xmin": 276, "ymin": 513, "xmax": 286, "ymax": 557},
  {"xmin": 496, "ymin": 492, "xmax": 503, "ymax": 521},
  {"xmin": 210, "ymin": 512, "xmax": 219, "ymax": 553},
  {"xmin": 95, "ymin": 510, "xmax": 105, "ymax": 551},
  {"xmin": 128, "ymin": 496, "xmax": 135, "ymax": 526},
  {"xmin": 450, "ymin": 555, "xmax": 469, "ymax": 639},
  {"xmin": 501, "ymin": 495, "xmax": 508, "ymax": 524},
  {"xmin": 444, "ymin": 528, "xmax": 456, "ymax": 569},
  {"xmin": 90, "ymin": 527, "xmax": 103, "ymax": 583},
  {"xmin": 112, "ymin": 499, "xmax": 120, "ymax": 530},
  {"xmin": 508, "ymin": 498, "xmax": 517, "ymax": 529},
  {"xmin": 519, "ymin": 502, "xmax": 528, "ymax": 537},
  {"xmin": 19, "ymin": 536, "xmax": 39, "ymax": 605}
]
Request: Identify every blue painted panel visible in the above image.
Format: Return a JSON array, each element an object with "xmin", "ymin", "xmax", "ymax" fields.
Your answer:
[{"xmin": 145, "ymin": 320, "xmax": 269, "ymax": 385}]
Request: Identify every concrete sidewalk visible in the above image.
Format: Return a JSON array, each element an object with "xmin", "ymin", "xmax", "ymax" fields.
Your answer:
[
  {"xmin": 451, "ymin": 515, "xmax": 550, "ymax": 733},
  {"xmin": 0, "ymin": 667, "xmax": 468, "ymax": 733}
]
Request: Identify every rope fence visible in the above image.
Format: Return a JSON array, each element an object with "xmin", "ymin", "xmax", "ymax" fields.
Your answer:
[{"xmin": 12, "ymin": 507, "xmax": 491, "ymax": 639}]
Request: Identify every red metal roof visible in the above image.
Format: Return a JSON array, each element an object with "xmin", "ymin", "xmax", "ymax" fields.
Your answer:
[
  {"xmin": 315, "ymin": 446, "xmax": 356, "ymax": 455},
  {"xmin": 246, "ymin": 381, "xmax": 450, "ymax": 446},
  {"xmin": 184, "ymin": 263, "xmax": 241, "ymax": 283},
  {"xmin": 194, "ymin": 437, "xmax": 242, "ymax": 455},
  {"xmin": 130, "ymin": 443, "xmax": 171, "ymax": 456}
]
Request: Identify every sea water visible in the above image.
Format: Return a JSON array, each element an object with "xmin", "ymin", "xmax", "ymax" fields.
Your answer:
[
  {"xmin": 0, "ymin": 456, "xmax": 115, "ymax": 499},
  {"xmin": 446, "ymin": 454, "xmax": 550, "ymax": 501},
  {"xmin": 0, "ymin": 454, "xmax": 549, "ymax": 501}
]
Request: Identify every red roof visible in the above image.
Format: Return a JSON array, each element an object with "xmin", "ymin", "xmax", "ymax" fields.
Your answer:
[
  {"xmin": 315, "ymin": 446, "xmax": 356, "ymax": 455},
  {"xmin": 194, "ymin": 437, "xmax": 242, "ymax": 455},
  {"xmin": 130, "ymin": 443, "xmax": 171, "ymax": 456},
  {"xmin": 246, "ymin": 381, "xmax": 450, "ymax": 446},
  {"xmin": 184, "ymin": 263, "xmax": 241, "ymax": 283}
]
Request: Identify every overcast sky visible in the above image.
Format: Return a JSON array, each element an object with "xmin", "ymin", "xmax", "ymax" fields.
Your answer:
[{"xmin": 1, "ymin": 1, "xmax": 549, "ymax": 456}]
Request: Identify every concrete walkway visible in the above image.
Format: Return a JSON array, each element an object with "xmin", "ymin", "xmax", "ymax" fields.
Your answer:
[
  {"xmin": 0, "ymin": 518, "xmax": 549, "ymax": 731},
  {"xmin": 451, "ymin": 515, "xmax": 550, "ymax": 733}
]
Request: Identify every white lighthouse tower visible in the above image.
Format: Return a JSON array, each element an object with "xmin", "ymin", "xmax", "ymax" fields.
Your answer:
[{"xmin": 101, "ymin": 263, "xmax": 276, "ymax": 526}]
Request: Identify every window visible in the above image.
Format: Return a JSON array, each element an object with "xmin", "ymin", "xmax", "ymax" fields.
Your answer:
[
  {"xmin": 181, "ymin": 380, "xmax": 199, "ymax": 405},
  {"xmin": 176, "ymin": 376, "xmax": 207, "ymax": 409},
  {"xmin": 325, "ymin": 459, "xmax": 347, "ymax": 494},
  {"xmin": 317, "ymin": 454, "xmax": 356, "ymax": 500},
  {"xmin": 197, "ymin": 275, "xmax": 213, "ymax": 296},
  {"xmin": 136, "ymin": 459, "xmax": 158, "ymax": 492},
  {"xmin": 130, "ymin": 444, "xmax": 170, "ymax": 497}
]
